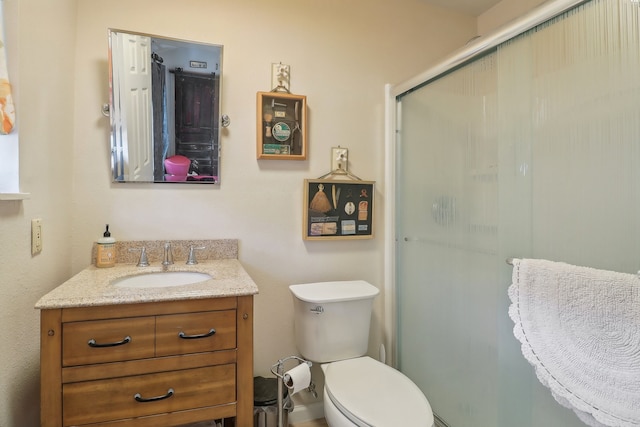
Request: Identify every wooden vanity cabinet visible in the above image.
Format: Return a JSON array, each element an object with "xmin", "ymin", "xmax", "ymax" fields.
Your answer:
[{"xmin": 40, "ymin": 296, "xmax": 253, "ymax": 427}]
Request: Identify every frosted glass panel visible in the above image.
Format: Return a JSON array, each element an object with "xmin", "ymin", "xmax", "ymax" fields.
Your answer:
[
  {"xmin": 397, "ymin": 52, "xmax": 503, "ymax": 427},
  {"xmin": 498, "ymin": 0, "xmax": 640, "ymax": 273},
  {"xmin": 396, "ymin": 1, "xmax": 640, "ymax": 426}
]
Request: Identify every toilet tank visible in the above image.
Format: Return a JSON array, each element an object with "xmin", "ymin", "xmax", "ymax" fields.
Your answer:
[{"xmin": 289, "ymin": 280, "xmax": 380, "ymax": 363}]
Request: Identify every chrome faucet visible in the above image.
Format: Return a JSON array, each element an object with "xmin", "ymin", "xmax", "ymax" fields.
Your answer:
[
  {"xmin": 186, "ymin": 245, "xmax": 206, "ymax": 265},
  {"xmin": 162, "ymin": 242, "xmax": 174, "ymax": 267},
  {"xmin": 129, "ymin": 247, "xmax": 149, "ymax": 267}
]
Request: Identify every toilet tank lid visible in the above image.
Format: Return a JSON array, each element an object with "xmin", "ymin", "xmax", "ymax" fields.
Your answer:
[{"xmin": 289, "ymin": 280, "xmax": 379, "ymax": 303}]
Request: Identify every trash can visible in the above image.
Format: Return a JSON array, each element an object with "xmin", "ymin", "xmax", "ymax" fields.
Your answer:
[{"xmin": 254, "ymin": 376, "xmax": 292, "ymax": 427}]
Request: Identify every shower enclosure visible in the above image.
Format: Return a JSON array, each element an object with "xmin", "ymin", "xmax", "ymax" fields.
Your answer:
[{"xmin": 387, "ymin": 0, "xmax": 640, "ymax": 426}]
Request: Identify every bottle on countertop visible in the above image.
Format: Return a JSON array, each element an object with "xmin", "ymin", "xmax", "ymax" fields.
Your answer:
[{"xmin": 96, "ymin": 224, "xmax": 116, "ymax": 268}]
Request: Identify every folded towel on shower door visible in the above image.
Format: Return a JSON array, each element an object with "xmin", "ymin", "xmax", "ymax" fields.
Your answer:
[{"xmin": 508, "ymin": 259, "xmax": 640, "ymax": 427}]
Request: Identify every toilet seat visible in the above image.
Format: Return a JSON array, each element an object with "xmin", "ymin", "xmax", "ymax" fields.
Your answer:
[{"xmin": 323, "ymin": 356, "xmax": 434, "ymax": 427}]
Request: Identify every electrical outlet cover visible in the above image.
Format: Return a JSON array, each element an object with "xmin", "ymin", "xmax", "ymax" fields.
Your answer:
[{"xmin": 332, "ymin": 147, "xmax": 349, "ymax": 171}]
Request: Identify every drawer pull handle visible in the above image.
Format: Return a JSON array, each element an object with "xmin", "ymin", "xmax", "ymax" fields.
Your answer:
[
  {"xmin": 87, "ymin": 335, "xmax": 131, "ymax": 348},
  {"xmin": 178, "ymin": 328, "xmax": 216, "ymax": 339},
  {"xmin": 134, "ymin": 388, "xmax": 174, "ymax": 403}
]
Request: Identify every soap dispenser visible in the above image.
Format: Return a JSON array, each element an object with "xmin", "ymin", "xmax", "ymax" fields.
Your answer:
[{"xmin": 96, "ymin": 224, "xmax": 116, "ymax": 268}]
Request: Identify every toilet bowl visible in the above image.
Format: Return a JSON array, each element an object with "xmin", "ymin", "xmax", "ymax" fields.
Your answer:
[
  {"xmin": 289, "ymin": 281, "xmax": 434, "ymax": 427},
  {"xmin": 322, "ymin": 357, "xmax": 434, "ymax": 427},
  {"xmin": 164, "ymin": 155, "xmax": 190, "ymax": 181}
]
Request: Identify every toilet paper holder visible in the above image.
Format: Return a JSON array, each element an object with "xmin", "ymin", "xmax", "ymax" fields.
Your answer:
[{"xmin": 270, "ymin": 356, "xmax": 313, "ymax": 427}]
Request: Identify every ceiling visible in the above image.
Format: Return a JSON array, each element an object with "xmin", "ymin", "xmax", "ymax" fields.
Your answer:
[{"xmin": 422, "ymin": 0, "xmax": 503, "ymax": 16}]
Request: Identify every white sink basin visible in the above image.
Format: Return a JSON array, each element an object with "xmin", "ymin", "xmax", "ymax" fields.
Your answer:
[{"xmin": 112, "ymin": 271, "xmax": 213, "ymax": 289}]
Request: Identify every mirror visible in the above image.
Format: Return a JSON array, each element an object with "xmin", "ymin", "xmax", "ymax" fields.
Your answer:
[{"xmin": 108, "ymin": 29, "xmax": 223, "ymax": 184}]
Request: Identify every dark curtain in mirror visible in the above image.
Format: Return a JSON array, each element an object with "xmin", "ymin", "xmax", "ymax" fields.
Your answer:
[{"xmin": 152, "ymin": 60, "xmax": 167, "ymax": 182}]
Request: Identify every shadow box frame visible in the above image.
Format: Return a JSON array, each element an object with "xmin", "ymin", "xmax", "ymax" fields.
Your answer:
[
  {"xmin": 303, "ymin": 178, "xmax": 375, "ymax": 241},
  {"xmin": 257, "ymin": 91, "xmax": 307, "ymax": 160}
]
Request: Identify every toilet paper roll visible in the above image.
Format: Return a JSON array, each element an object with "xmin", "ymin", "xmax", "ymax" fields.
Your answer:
[{"xmin": 283, "ymin": 363, "xmax": 311, "ymax": 396}]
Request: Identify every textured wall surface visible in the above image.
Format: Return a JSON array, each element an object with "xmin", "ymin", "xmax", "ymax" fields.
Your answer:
[{"xmin": 0, "ymin": 0, "xmax": 487, "ymax": 425}]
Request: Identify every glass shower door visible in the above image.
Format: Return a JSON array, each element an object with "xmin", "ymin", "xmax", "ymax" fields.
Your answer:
[
  {"xmin": 394, "ymin": 2, "xmax": 640, "ymax": 426},
  {"xmin": 395, "ymin": 53, "xmax": 504, "ymax": 427}
]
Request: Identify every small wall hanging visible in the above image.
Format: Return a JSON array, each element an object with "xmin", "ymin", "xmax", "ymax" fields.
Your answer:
[
  {"xmin": 257, "ymin": 91, "xmax": 307, "ymax": 160},
  {"xmin": 303, "ymin": 178, "xmax": 374, "ymax": 240},
  {"xmin": 0, "ymin": 1, "xmax": 16, "ymax": 135}
]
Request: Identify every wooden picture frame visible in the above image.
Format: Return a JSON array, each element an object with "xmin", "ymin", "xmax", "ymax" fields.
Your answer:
[
  {"xmin": 303, "ymin": 179, "xmax": 375, "ymax": 240},
  {"xmin": 257, "ymin": 92, "xmax": 307, "ymax": 160}
]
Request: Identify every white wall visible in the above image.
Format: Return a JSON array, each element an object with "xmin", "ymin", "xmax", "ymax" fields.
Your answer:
[
  {"xmin": 0, "ymin": 1, "xmax": 77, "ymax": 426},
  {"xmin": 478, "ymin": 0, "xmax": 549, "ymax": 34},
  {"xmin": 2, "ymin": 0, "xmax": 569, "ymax": 425},
  {"xmin": 70, "ymin": 0, "xmax": 477, "ymax": 387}
]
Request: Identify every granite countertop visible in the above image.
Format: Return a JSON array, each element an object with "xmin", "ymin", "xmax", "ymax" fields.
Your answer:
[{"xmin": 35, "ymin": 259, "xmax": 259, "ymax": 309}]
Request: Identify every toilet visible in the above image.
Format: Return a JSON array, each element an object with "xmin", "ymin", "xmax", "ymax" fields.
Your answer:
[
  {"xmin": 290, "ymin": 280, "xmax": 434, "ymax": 427},
  {"xmin": 164, "ymin": 154, "xmax": 191, "ymax": 181}
]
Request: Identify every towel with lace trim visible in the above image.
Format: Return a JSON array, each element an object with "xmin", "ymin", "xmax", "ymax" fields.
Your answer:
[{"xmin": 508, "ymin": 259, "xmax": 640, "ymax": 427}]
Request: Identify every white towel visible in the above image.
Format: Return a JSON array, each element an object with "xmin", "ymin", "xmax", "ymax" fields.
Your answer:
[{"xmin": 508, "ymin": 259, "xmax": 640, "ymax": 427}]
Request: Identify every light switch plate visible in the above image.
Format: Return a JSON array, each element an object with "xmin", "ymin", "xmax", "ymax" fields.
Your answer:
[
  {"xmin": 31, "ymin": 218, "xmax": 42, "ymax": 255},
  {"xmin": 331, "ymin": 147, "xmax": 349, "ymax": 171}
]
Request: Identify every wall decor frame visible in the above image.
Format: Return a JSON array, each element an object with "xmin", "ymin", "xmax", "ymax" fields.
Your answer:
[
  {"xmin": 303, "ymin": 179, "xmax": 374, "ymax": 240},
  {"xmin": 257, "ymin": 92, "xmax": 307, "ymax": 160}
]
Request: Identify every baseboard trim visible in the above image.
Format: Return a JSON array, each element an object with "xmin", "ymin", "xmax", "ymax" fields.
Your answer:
[{"xmin": 288, "ymin": 402, "xmax": 325, "ymax": 424}]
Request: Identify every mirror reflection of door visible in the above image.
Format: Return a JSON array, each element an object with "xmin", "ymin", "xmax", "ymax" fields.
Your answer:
[
  {"xmin": 119, "ymin": 33, "xmax": 154, "ymax": 181},
  {"xmin": 108, "ymin": 29, "xmax": 222, "ymax": 184},
  {"xmin": 174, "ymin": 71, "xmax": 219, "ymax": 180}
]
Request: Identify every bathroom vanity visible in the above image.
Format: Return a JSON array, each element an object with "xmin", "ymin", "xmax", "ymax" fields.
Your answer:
[{"xmin": 36, "ymin": 241, "xmax": 258, "ymax": 427}]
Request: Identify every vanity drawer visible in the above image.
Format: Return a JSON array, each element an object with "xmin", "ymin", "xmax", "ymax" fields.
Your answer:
[
  {"xmin": 62, "ymin": 317, "xmax": 155, "ymax": 366},
  {"xmin": 62, "ymin": 364, "xmax": 236, "ymax": 426},
  {"xmin": 156, "ymin": 310, "xmax": 236, "ymax": 357}
]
